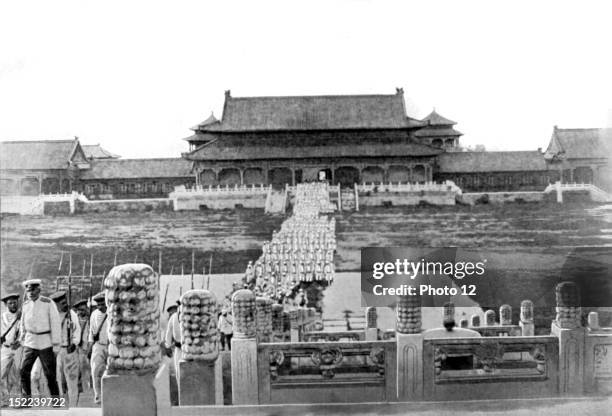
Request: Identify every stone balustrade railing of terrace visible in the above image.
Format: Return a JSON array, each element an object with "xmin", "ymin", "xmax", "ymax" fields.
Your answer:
[
  {"xmin": 170, "ymin": 184, "xmax": 272, "ymax": 210},
  {"xmin": 354, "ymin": 180, "xmax": 461, "ymax": 207},
  {"xmin": 100, "ymin": 280, "xmax": 612, "ymax": 415},
  {"xmin": 357, "ymin": 180, "xmax": 461, "ymax": 194}
]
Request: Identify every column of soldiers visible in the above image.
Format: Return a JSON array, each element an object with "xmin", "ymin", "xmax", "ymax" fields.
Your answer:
[
  {"xmin": 241, "ymin": 182, "xmax": 337, "ymax": 306},
  {"xmin": 0, "ymin": 279, "xmax": 108, "ymax": 407}
]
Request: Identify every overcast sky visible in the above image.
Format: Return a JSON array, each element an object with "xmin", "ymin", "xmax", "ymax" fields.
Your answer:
[{"xmin": 1, "ymin": 0, "xmax": 611, "ymax": 158}]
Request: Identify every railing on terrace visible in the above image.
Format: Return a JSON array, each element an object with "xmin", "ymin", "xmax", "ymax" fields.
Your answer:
[
  {"xmin": 174, "ymin": 183, "xmax": 271, "ymax": 194},
  {"xmin": 543, "ymin": 181, "xmax": 612, "ymax": 202},
  {"xmin": 257, "ymin": 340, "xmax": 396, "ymax": 404},
  {"xmin": 357, "ymin": 180, "xmax": 461, "ymax": 194},
  {"xmin": 423, "ymin": 336, "xmax": 559, "ymax": 401},
  {"xmin": 302, "ymin": 330, "xmax": 366, "ymax": 342}
]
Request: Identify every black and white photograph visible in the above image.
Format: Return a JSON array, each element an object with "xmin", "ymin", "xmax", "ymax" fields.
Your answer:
[{"xmin": 1, "ymin": 1, "xmax": 611, "ymax": 415}]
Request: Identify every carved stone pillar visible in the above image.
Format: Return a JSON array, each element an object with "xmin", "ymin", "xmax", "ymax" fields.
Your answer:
[
  {"xmin": 365, "ymin": 307, "xmax": 378, "ymax": 340},
  {"xmin": 555, "ymin": 282, "xmax": 581, "ymax": 329},
  {"xmin": 396, "ymin": 294, "xmax": 421, "ymax": 334},
  {"xmin": 484, "ymin": 309, "xmax": 496, "ymax": 326},
  {"xmin": 271, "ymin": 304, "xmax": 284, "ymax": 339},
  {"xmin": 289, "ymin": 309, "xmax": 300, "ymax": 342},
  {"xmin": 587, "ymin": 311, "xmax": 599, "ymax": 330},
  {"xmin": 178, "ymin": 290, "xmax": 221, "ymax": 405},
  {"xmin": 499, "ymin": 304, "xmax": 512, "ymax": 326},
  {"xmin": 230, "ymin": 289, "xmax": 259, "ymax": 404},
  {"xmin": 256, "ymin": 297, "xmax": 273, "ymax": 343},
  {"xmin": 443, "ymin": 302, "xmax": 455, "ymax": 326},
  {"xmin": 551, "ymin": 282, "xmax": 585, "ymax": 394},
  {"xmin": 396, "ymin": 294, "xmax": 423, "ymax": 400},
  {"xmin": 102, "ymin": 264, "xmax": 168, "ymax": 416},
  {"xmin": 520, "ymin": 300, "xmax": 534, "ymax": 336}
]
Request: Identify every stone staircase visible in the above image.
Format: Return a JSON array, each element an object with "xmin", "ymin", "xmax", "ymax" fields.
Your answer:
[{"xmin": 544, "ymin": 182, "xmax": 612, "ymax": 203}]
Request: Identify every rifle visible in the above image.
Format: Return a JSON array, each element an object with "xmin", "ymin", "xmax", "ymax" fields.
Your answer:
[
  {"xmin": 207, "ymin": 254, "xmax": 212, "ymax": 290},
  {"xmin": 158, "ymin": 251, "xmax": 162, "ymax": 275},
  {"xmin": 161, "ymin": 283, "xmax": 170, "ymax": 314},
  {"xmin": 56, "ymin": 252, "xmax": 64, "ymax": 291},
  {"xmin": 86, "ymin": 254, "xmax": 94, "ymax": 347},
  {"xmin": 190, "ymin": 251, "xmax": 195, "ymax": 290},
  {"xmin": 67, "ymin": 253, "xmax": 72, "ymax": 351}
]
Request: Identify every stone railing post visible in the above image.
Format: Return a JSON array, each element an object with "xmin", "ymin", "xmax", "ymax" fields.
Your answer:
[
  {"xmin": 365, "ymin": 307, "xmax": 378, "ymax": 341},
  {"xmin": 587, "ymin": 311, "xmax": 599, "ymax": 330},
  {"xmin": 484, "ymin": 309, "xmax": 496, "ymax": 326},
  {"xmin": 177, "ymin": 290, "xmax": 222, "ymax": 405},
  {"xmin": 231, "ymin": 289, "xmax": 259, "ymax": 404},
  {"xmin": 396, "ymin": 294, "xmax": 423, "ymax": 400},
  {"xmin": 551, "ymin": 282, "xmax": 585, "ymax": 394},
  {"xmin": 102, "ymin": 264, "xmax": 170, "ymax": 416},
  {"xmin": 289, "ymin": 309, "xmax": 300, "ymax": 342},
  {"xmin": 271, "ymin": 304, "xmax": 284, "ymax": 340},
  {"xmin": 499, "ymin": 304, "xmax": 512, "ymax": 326},
  {"xmin": 256, "ymin": 297, "xmax": 273, "ymax": 343},
  {"xmin": 520, "ymin": 300, "xmax": 534, "ymax": 336}
]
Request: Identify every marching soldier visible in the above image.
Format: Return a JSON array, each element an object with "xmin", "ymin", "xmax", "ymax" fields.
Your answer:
[
  {"xmin": 1, "ymin": 293, "xmax": 22, "ymax": 406},
  {"xmin": 50, "ymin": 291, "xmax": 81, "ymax": 407},
  {"xmin": 73, "ymin": 299, "xmax": 91, "ymax": 394},
  {"xmin": 19, "ymin": 279, "xmax": 61, "ymax": 398},
  {"xmin": 87, "ymin": 292, "xmax": 107, "ymax": 404},
  {"xmin": 164, "ymin": 301, "xmax": 182, "ymax": 377}
]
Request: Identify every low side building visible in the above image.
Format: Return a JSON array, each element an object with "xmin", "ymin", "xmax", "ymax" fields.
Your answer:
[
  {"xmin": 77, "ymin": 158, "xmax": 194, "ymax": 199},
  {"xmin": 0, "ymin": 139, "xmax": 90, "ymax": 195},
  {"xmin": 434, "ymin": 151, "xmax": 559, "ymax": 192},
  {"xmin": 544, "ymin": 127, "xmax": 612, "ymax": 191}
]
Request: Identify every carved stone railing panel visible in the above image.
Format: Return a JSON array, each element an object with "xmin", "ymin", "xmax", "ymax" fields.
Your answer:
[
  {"xmin": 584, "ymin": 332, "xmax": 612, "ymax": 394},
  {"xmin": 257, "ymin": 341, "xmax": 396, "ymax": 403},
  {"xmin": 423, "ymin": 336, "xmax": 559, "ymax": 400},
  {"xmin": 302, "ymin": 331, "xmax": 365, "ymax": 343}
]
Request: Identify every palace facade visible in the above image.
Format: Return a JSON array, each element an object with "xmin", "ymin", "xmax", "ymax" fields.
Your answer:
[
  {"xmin": 183, "ymin": 89, "xmax": 462, "ymax": 188},
  {"xmin": 1, "ymin": 90, "xmax": 610, "ymax": 199}
]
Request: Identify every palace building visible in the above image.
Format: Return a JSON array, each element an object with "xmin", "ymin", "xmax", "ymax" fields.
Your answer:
[
  {"xmin": 182, "ymin": 89, "xmax": 462, "ymax": 188},
  {"xmin": 2, "ymin": 90, "xmax": 610, "ymax": 200}
]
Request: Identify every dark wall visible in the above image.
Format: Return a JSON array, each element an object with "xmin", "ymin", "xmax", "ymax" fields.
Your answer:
[
  {"xmin": 77, "ymin": 177, "xmax": 195, "ymax": 200},
  {"xmin": 434, "ymin": 170, "xmax": 561, "ymax": 192}
]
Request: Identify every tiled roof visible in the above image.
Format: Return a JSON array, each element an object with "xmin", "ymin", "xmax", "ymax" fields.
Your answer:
[
  {"xmin": 545, "ymin": 127, "xmax": 612, "ymax": 160},
  {"xmin": 82, "ymin": 144, "xmax": 120, "ymax": 159},
  {"xmin": 438, "ymin": 151, "xmax": 547, "ymax": 173},
  {"xmin": 413, "ymin": 127, "xmax": 463, "ymax": 137},
  {"xmin": 185, "ymin": 139, "xmax": 442, "ymax": 161},
  {"xmin": 195, "ymin": 90, "xmax": 426, "ymax": 132},
  {"xmin": 422, "ymin": 110, "xmax": 457, "ymax": 126},
  {"xmin": 80, "ymin": 158, "xmax": 193, "ymax": 180},
  {"xmin": 191, "ymin": 113, "xmax": 220, "ymax": 131},
  {"xmin": 0, "ymin": 139, "xmax": 86, "ymax": 170}
]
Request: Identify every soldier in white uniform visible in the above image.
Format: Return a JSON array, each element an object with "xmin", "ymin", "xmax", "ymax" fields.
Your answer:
[
  {"xmin": 87, "ymin": 292, "xmax": 108, "ymax": 404},
  {"xmin": 164, "ymin": 302, "xmax": 182, "ymax": 378},
  {"xmin": 49, "ymin": 291, "xmax": 81, "ymax": 407},
  {"xmin": 73, "ymin": 299, "xmax": 91, "ymax": 395},
  {"xmin": 1, "ymin": 293, "xmax": 22, "ymax": 405},
  {"xmin": 19, "ymin": 279, "xmax": 61, "ymax": 398}
]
